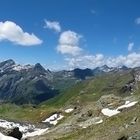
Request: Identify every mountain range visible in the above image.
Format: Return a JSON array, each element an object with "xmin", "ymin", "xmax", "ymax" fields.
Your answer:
[{"xmin": 0, "ymin": 59, "xmax": 131, "ymax": 105}]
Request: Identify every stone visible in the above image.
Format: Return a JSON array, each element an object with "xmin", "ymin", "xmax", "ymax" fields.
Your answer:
[
  {"xmin": 118, "ymin": 135, "xmax": 128, "ymax": 140},
  {"xmin": 130, "ymin": 117, "xmax": 138, "ymax": 125},
  {"xmin": 87, "ymin": 110, "xmax": 93, "ymax": 117},
  {"xmin": 7, "ymin": 127, "xmax": 22, "ymax": 140}
]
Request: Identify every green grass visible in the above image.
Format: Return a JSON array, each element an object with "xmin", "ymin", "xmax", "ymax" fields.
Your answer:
[
  {"xmin": 0, "ymin": 70, "xmax": 134, "ymax": 123},
  {"xmin": 44, "ymin": 71, "xmax": 133, "ymax": 106},
  {"xmin": 0, "ymin": 103, "xmax": 58, "ymax": 123}
]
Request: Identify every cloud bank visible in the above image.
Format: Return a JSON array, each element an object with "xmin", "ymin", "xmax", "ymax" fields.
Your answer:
[{"xmin": 65, "ymin": 52, "xmax": 140, "ymax": 69}]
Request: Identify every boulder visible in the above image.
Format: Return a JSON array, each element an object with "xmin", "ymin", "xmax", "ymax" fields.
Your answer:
[{"xmin": 7, "ymin": 127, "xmax": 22, "ymax": 140}]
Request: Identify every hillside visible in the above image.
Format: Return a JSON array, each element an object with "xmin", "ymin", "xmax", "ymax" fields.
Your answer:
[
  {"xmin": 27, "ymin": 68, "xmax": 140, "ymax": 140},
  {"xmin": 0, "ymin": 60, "xmax": 140, "ymax": 140}
]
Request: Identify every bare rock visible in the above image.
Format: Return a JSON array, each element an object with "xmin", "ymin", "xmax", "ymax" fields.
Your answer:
[{"xmin": 7, "ymin": 127, "xmax": 22, "ymax": 140}]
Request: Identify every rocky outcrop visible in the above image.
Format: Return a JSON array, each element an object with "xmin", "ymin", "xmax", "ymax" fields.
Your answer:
[
  {"xmin": 0, "ymin": 59, "xmax": 58, "ymax": 104},
  {"xmin": 7, "ymin": 127, "xmax": 22, "ymax": 140},
  {"xmin": 1, "ymin": 127, "xmax": 22, "ymax": 140}
]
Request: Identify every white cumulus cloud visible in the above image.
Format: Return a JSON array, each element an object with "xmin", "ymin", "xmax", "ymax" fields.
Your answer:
[
  {"xmin": 44, "ymin": 20, "xmax": 61, "ymax": 33},
  {"xmin": 57, "ymin": 30, "xmax": 83, "ymax": 56},
  {"xmin": 128, "ymin": 42, "xmax": 134, "ymax": 51},
  {"xmin": 0, "ymin": 21, "xmax": 42, "ymax": 46}
]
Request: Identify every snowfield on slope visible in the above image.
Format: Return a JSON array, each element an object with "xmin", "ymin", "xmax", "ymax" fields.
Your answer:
[
  {"xmin": 42, "ymin": 113, "xmax": 64, "ymax": 125},
  {"xmin": 101, "ymin": 101, "xmax": 138, "ymax": 117},
  {"xmin": 0, "ymin": 119, "xmax": 36, "ymax": 132},
  {"xmin": 0, "ymin": 113, "xmax": 64, "ymax": 139},
  {"xmin": 0, "ymin": 132, "xmax": 18, "ymax": 140},
  {"xmin": 117, "ymin": 101, "xmax": 138, "ymax": 110},
  {"xmin": 0, "ymin": 119, "xmax": 48, "ymax": 138}
]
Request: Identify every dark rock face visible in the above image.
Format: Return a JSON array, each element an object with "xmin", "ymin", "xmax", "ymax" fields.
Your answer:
[
  {"xmin": 7, "ymin": 127, "xmax": 22, "ymax": 140},
  {"xmin": 0, "ymin": 60, "xmax": 58, "ymax": 104},
  {"xmin": 73, "ymin": 68, "xmax": 93, "ymax": 80},
  {"xmin": 33, "ymin": 63, "xmax": 47, "ymax": 74},
  {"xmin": 120, "ymin": 80, "xmax": 135, "ymax": 94}
]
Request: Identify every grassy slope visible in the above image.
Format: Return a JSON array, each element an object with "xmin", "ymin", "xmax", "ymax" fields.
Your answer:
[
  {"xmin": 34, "ymin": 97, "xmax": 140, "ymax": 140},
  {"xmin": 42, "ymin": 70, "xmax": 133, "ymax": 107},
  {"xmin": 0, "ymin": 103, "xmax": 58, "ymax": 123},
  {"xmin": 0, "ymin": 70, "xmax": 134, "ymax": 123}
]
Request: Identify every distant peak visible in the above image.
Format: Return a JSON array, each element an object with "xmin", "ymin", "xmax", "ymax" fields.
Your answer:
[
  {"xmin": 4, "ymin": 59, "xmax": 15, "ymax": 64},
  {"xmin": 121, "ymin": 65, "xmax": 128, "ymax": 69},
  {"xmin": 0, "ymin": 59, "xmax": 15, "ymax": 68},
  {"xmin": 101, "ymin": 65, "xmax": 109, "ymax": 68},
  {"xmin": 34, "ymin": 63, "xmax": 46, "ymax": 72},
  {"xmin": 34, "ymin": 63, "xmax": 42, "ymax": 67}
]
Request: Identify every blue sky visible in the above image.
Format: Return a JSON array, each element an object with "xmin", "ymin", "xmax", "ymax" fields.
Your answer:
[{"xmin": 0, "ymin": 0, "xmax": 140, "ymax": 69}]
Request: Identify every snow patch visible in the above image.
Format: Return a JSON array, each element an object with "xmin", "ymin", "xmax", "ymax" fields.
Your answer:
[
  {"xmin": 22, "ymin": 128, "xmax": 48, "ymax": 138},
  {"xmin": 0, "ymin": 113, "xmax": 65, "ymax": 139},
  {"xmin": 12, "ymin": 65, "xmax": 24, "ymax": 71},
  {"xmin": 117, "ymin": 101, "xmax": 138, "ymax": 110},
  {"xmin": 0, "ymin": 119, "xmax": 35, "ymax": 133},
  {"xmin": 94, "ymin": 119, "xmax": 103, "ymax": 124},
  {"xmin": 125, "ymin": 101, "xmax": 130, "ymax": 104},
  {"xmin": 101, "ymin": 108, "xmax": 120, "ymax": 117},
  {"xmin": 12, "ymin": 64, "xmax": 32, "ymax": 71},
  {"xmin": 0, "ymin": 132, "xmax": 18, "ymax": 140},
  {"xmin": 0, "ymin": 119, "xmax": 49, "ymax": 139},
  {"xmin": 65, "ymin": 108, "xmax": 74, "ymax": 113},
  {"xmin": 42, "ymin": 114, "xmax": 64, "ymax": 125},
  {"xmin": 101, "ymin": 101, "xmax": 138, "ymax": 117}
]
